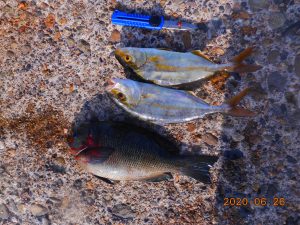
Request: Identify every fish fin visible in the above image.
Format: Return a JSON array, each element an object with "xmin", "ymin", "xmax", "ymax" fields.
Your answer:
[
  {"xmin": 227, "ymin": 47, "xmax": 262, "ymax": 73},
  {"xmin": 95, "ymin": 176, "xmax": 118, "ymax": 185},
  {"xmin": 143, "ymin": 173, "xmax": 173, "ymax": 182},
  {"xmin": 187, "ymin": 90, "xmax": 197, "ymax": 96},
  {"xmin": 191, "ymin": 50, "xmax": 214, "ymax": 62},
  {"xmin": 225, "ymin": 88, "xmax": 256, "ymax": 117},
  {"xmin": 180, "ymin": 155, "xmax": 218, "ymax": 184},
  {"xmin": 158, "ymin": 48, "xmax": 172, "ymax": 51}
]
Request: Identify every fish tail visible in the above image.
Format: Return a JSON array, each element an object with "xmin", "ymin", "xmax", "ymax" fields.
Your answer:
[
  {"xmin": 225, "ymin": 88, "xmax": 256, "ymax": 117},
  {"xmin": 226, "ymin": 47, "xmax": 262, "ymax": 73},
  {"xmin": 179, "ymin": 155, "xmax": 218, "ymax": 184}
]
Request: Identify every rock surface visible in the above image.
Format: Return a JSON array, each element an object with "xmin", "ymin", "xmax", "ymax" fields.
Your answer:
[
  {"xmin": 0, "ymin": 0, "xmax": 299, "ymax": 224},
  {"xmin": 0, "ymin": 204, "xmax": 9, "ymax": 220}
]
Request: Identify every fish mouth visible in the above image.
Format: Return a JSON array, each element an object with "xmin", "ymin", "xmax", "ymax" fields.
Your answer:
[
  {"xmin": 105, "ymin": 78, "xmax": 117, "ymax": 92},
  {"xmin": 114, "ymin": 48, "xmax": 126, "ymax": 59}
]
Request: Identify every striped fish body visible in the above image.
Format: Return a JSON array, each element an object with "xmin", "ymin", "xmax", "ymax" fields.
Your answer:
[
  {"xmin": 116, "ymin": 48, "xmax": 226, "ymax": 86},
  {"xmin": 115, "ymin": 47, "xmax": 261, "ymax": 86},
  {"xmin": 107, "ymin": 79, "xmax": 228, "ymax": 124},
  {"xmin": 71, "ymin": 122, "xmax": 218, "ymax": 183}
]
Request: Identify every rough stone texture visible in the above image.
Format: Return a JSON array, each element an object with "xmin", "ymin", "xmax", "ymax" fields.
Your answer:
[{"xmin": 0, "ymin": 0, "xmax": 299, "ymax": 224}]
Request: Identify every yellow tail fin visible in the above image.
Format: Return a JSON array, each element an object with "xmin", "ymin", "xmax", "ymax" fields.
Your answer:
[
  {"xmin": 226, "ymin": 88, "xmax": 256, "ymax": 117},
  {"xmin": 227, "ymin": 47, "xmax": 262, "ymax": 73}
]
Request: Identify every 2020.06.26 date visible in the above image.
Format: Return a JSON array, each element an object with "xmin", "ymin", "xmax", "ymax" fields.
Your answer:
[{"xmin": 224, "ymin": 197, "xmax": 285, "ymax": 207}]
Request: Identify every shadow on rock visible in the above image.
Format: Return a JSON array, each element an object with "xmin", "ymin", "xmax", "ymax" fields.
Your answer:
[{"xmin": 70, "ymin": 92, "xmax": 180, "ymax": 148}]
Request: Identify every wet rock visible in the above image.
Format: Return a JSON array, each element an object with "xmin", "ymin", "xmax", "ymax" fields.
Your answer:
[
  {"xmin": 285, "ymin": 92, "xmax": 297, "ymax": 106},
  {"xmin": 266, "ymin": 183, "xmax": 279, "ymax": 198},
  {"xmin": 267, "ymin": 50, "xmax": 279, "ymax": 64},
  {"xmin": 295, "ymin": 54, "xmax": 300, "ymax": 78},
  {"xmin": 0, "ymin": 204, "xmax": 9, "ymax": 220},
  {"xmin": 286, "ymin": 216, "xmax": 299, "ymax": 225},
  {"xmin": 249, "ymin": 0, "xmax": 270, "ymax": 11},
  {"xmin": 66, "ymin": 36, "xmax": 75, "ymax": 47},
  {"xmin": 30, "ymin": 204, "xmax": 48, "ymax": 216},
  {"xmin": 257, "ymin": 183, "xmax": 278, "ymax": 198},
  {"xmin": 286, "ymin": 155, "xmax": 297, "ymax": 164},
  {"xmin": 110, "ymin": 203, "xmax": 135, "ymax": 219},
  {"xmin": 0, "ymin": 141, "xmax": 5, "ymax": 151},
  {"xmin": 110, "ymin": 29, "xmax": 121, "ymax": 43},
  {"xmin": 0, "ymin": 166, "xmax": 4, "ymax": 174},
  {"xmin": 42, "ymin": 217, "xmax": 50, "ymax": 225},
  {"xmin": 271, "ymin": 104, "xmax": 288, "ymax": 117},
  {"xmin": 45, "ymin": 162, "xmax": 66, "ymax": 174},
  {"xmin": 250, "ymin": 83, "xmax": 267, "ymax": 101},
  {"xmin": 78, "ymin": 40, "xmax": 91, "ymax": 55},
  {"xmin": 186, "ymin": 123, "xmax": 196, "ymax": 132},
  {"xmin": 17, "ymin": 204, "xmax": 25, "ymax": 215},
  {"xmin": 232, "ymin": 133, "xmax": 244, "ymax": 142},
  {"xmin": 7, "ymin": 200, "xmax": 18, "ymax": 215},
  {"xmin": 224, "ymin": 149, "xmax": 244, "ymax": 160},
  {"xmin": 239, "ymin": 206, "xmax": 252, "ymax": 218},
  {"xmin": 73, "ymin": 179, "xmax": 83, "ymax": 190},
  {"xmin": 21, "ymin": 44, "xmax": 31, "ymax": 55},
  {"xmin": 268, "ymin": 12, "xmax": 286, "ymax": 29},
  {"xmin": 267, "ymin": 72, "xmax": 287, "ymax": 92},
  {"xmin": 6, "ymin": 50, "xmax": 15, "ymax": 57}
]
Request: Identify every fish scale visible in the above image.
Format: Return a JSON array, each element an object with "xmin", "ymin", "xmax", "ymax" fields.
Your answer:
[
  {"xmin": 115, "ymin": 47, "xmax": 261, "ymax": 86},
  {"xmin": 72, "ymin": 122, "xmax": 218, "ymax": 183},
  {"xmin": 107, "ymin": 79, "xmax": 256, "ymax": 124}
]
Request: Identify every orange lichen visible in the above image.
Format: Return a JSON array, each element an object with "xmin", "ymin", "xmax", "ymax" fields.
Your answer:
[
  {"xmin": 58, "ymin": 17, "xmax": 67, "ymax": 26},
  {"xmin": 209, "ymin": 71, "xmax": 230, "ymax": 91},
  {"xmin": 18, "ymin": 1, "xmax": 28, "ymax": 10},
  {"xmin": 44, "ymin": 13, "xmax": 55, "ymax": 29},
  {"xmin": 53, "ymin": 31, "xmax": 61, "ymax": 41},
  {"xmin": 0, "ymin": 106, "xmax": 69, "ymax": 152},
  {"xmin": 232, "ymin": 11, "xmax": 250, "ymax": 20},
  {"xmin": 241, "ymin": 26, "xmax": 257, "ymax": 35}
]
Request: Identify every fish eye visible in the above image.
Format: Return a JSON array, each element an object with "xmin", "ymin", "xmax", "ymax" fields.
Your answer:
[
  {"xmin": 124, "ymin": 55, "xmax": 131, "ymax": 62},
  {"xmin": 117, "ymin": 92, "xmax": 126, "ymax": 102}
]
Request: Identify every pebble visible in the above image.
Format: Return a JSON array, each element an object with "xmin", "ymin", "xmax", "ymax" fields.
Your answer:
[
  {"xmin": 268, "ymin": 12, "xmax": 286, "ymax": 29},
  {"xmin": 17, "ymin": 204, "xmax": 25, "ymax": 214},
  {"xmin": 231, "ymin": 132, "xmax": 245, "ymax": 142},
  {"xmin": 42, "ymin": 217, "xmax": 50, "ymax": 225},
  {"xmin": 248, "ymin": 0, "xmax": 270, "ymax": 11},
  {"xmin": 0, "ymin": 204, "xmax": 9, "ymax": 220},
  {"xmin": 7, "ymin": 200, "xmax": 18, "ymax": 215},
  {"xmin": 66, "ymin": 36, "xmax": 75, "ymax": 47},
  {"xmin": 29, "ymin": 204, "xmax": 48, "ymax": 216},
  {"xmin": 202, "ymin": 133, "xmax": 218, "ymax": 146},
  {"xmin": 6, "ymin": 50, "xmax": 15, "ymax": 57},
  {"xmin": 295, "ymin": 54, "xmax": 300, "ymax": 78},
  {"xmin": 224, "ymin": 149, "xmax": 244, "ymax": 160},
  {"xmin": 267, "ymin": 72, "xmax": 287, "ymax": 92},
  {"xmin": 267, "ymin": 50, "xmax": 280, "ymax": 64},
  {"xmin": 77, "ymin": 40, "xmax": 91, "ymax": 55},
  {"xmin": 0, "ymin": 166, "xmax": 4, "ymax": 174},
  {"xmin": 20, "ymin": 44, "xmax": 31, "ymax": 55},
  {"xmin": 0, "ymin": 141, "xmax": 5, "ymax": 151},
  {"xmin": 110, "ymin": 203, "xmax": 135, "ymax": 219},
  {"xmin": 110, "ymin": 29, "xmax": 121, "ymax": 43}
]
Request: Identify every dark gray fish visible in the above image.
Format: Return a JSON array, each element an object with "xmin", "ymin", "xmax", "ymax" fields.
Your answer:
[{"xmin": 68, "ymin": 122, "xmax": 218, "ymax": 183}]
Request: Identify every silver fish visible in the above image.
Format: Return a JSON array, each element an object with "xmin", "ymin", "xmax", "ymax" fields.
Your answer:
[
  {"xmin": 106, "ymin": 78, "xmax": 255, "ymax": 124},
  {"xmin": 115, "ymin": 47, "xmax": 262, "ymax": 86}
]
